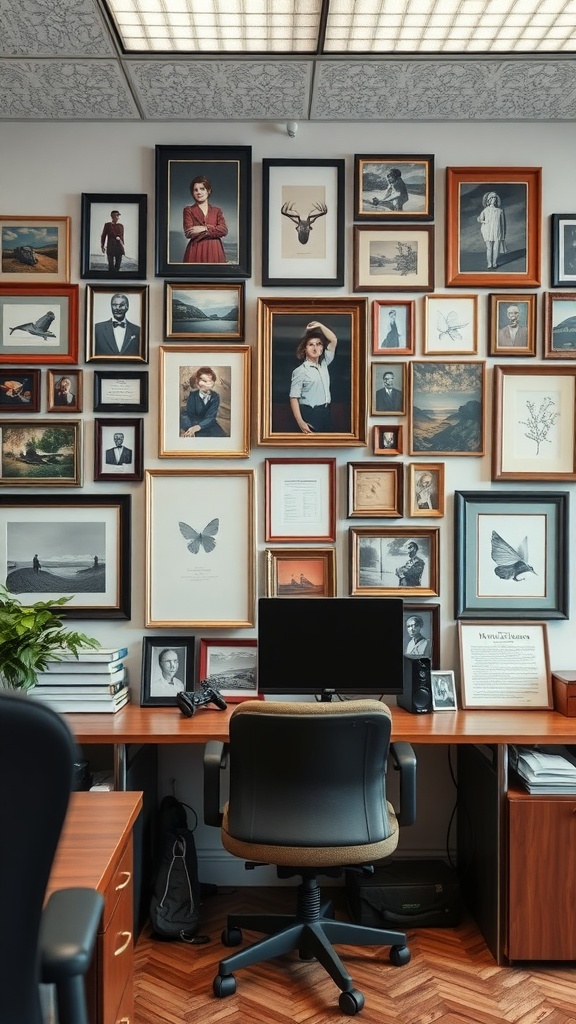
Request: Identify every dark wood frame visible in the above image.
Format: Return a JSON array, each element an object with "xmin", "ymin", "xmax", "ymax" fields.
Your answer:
[
  {"xmin": 353, "ymin": 224, "xmax": 435, "ymax": 293},
  {"xmin": 262, "ymin": 158, "xmax": 345, "ymax": 287},
  {"xmin": 80, "ymin": 193, "xmax": 147, "ymax": 281},
  {"xmin": 165, "ymin": 281, "xmax": 245, "ymax": 340},
  {"xmin": 551, "ymin": 213, "xmax": 576, "ymax": 288},
  {"xmin": 347, "ymin": 462, "xmax": 403, "ymax": 518},
  {"xmin": 93, "ymin": 370, "xmax": 149, "ymax": 413},
  {"xmin": 85, "ymin": 284, "xmax": 149, "ymax": 364},
  {"xmin": 94, "ymin": 417, "xmax": 144, "ymax": 483},
  {"xmin": 155, "ymin": 144, "xmax": 252, "ymax": 278},
  {"xmin": 140, "ymin": 635, "xmax": 195, "ymax": 708},
  {"xmin": 488, "ymin": 293, "xmax": 536, "ymax": 357},
  {"xmin": 353, "ymin": 154, "xmax": 434, "ymax": 222},
  {"xmin": 0, "ymin": 284, "xmax": 78, "ymax": 364},
  {"xmin": 47, "ymin": 369, "xmax": 82, "ymax": 413},
  {"xmin": 349, "ymin": 525, "xmax": 440, "ymax": 598},
  {"xmin": 0, "ymin": 368, "xmax": 40, "ymax": 413},
  {"xmin": 373, "ymin": 424, "xmax": 403, "ymax": 456},
  {"xmin": 543, "ymin": 291, "xmax": 576, "ymax": 359},
  {"xmin": 265, "ymin": 457, "xmax": 337, "ymax": 542},
  {"xmin": 403, "ymin": 602, "xmax": 440, "ymax": 668}
]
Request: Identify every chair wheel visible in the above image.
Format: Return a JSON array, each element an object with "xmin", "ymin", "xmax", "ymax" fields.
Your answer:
[
  {"xmin": 221, "ymin": 926, "xmax": 243, "ymax": 946},
  {"xmin": 213, "ymin": 974, "xmax": 237, "ymax": 997},
  {"xmin": 339, "ymin": 989, "xmax": 365, "ymax": 1015},
  {"xmin": 390, "ymin": 944, "xmax": 411, "ymax": 967}
]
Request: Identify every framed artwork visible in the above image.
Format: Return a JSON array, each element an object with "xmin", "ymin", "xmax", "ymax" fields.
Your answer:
[
  {"xmin": 0, "ymin": 215, "xmax": 70, "ymax": 283},
  {"xmin": 257, "ymin": 297, "xmax": 367, "ymax": 447},
  {"xmin": 353, "ymin": 154, "xmax": 434, "ymax": 222},
  {"xmin": 410, "ymin": 361, "xmax": 486, "ymax": 456},
  {"xmin": 373, "ymin": 424, "xmax": 403, "ymax": 456},
  {"xmin": 265, "ymin": 457, "xmax": 336, "ymax": 542},
  {"xmin": 353, "ymin": 225, "xmax": 434, "ymax": 292},
  {"xmin": 372, "ymin": 299, "xmax": 414, "ymax": 356},
  {"xmin": 544, "ymin": 291, "xmax": 576, "ymax": 358},
  {"xmin": 551, "ymin": 214, "xmax": 576, "ymax": 288},
  {"xmin": 445, "ymin": 166, "xmax": 542, "ymax": 288},
  {"xmin": 94, "ymin": 418, "xmax": 143, "ymax": 483},
  {"xmin": 154, "ymin": 144, "xmax": 252, "ymax": 278},
  {"xmin": 371, "ymin": 362, "xmax": 407, "ymax": 416},
  {"xmin": 0, "ymin": 420, "xmax": 82, "ymax": 487},
  {"xmin": 159, "ymin": 344, "xmax": 250, "ymax": 458},
  {"xmin": 488, "ymin": 293, "xmax": 536, "ymax": 357},
  {"xmin": 47, "ymin": 369, "xmax": 82, "ymax": 413},
  {"xmin": 454, "ymin": 490, "xmax": 569, "ymax": 620},
  {"xmin": 431, "ymin": 671, "xmax": 458, "ymax": 711},
  {"xmin": 349, "ymin": 526, "xmax": 440, "ymax": 598},
  {"xmin": 198, "ymin": 638, "xmax": 258, "ymax": 701},
  {"xmin": 403, "ymin": 603, "xmax": 440, "ymax": 667},
  {"xmin": 265, "ymin": 547, "xmax": 336, "ymax": 598},
  {"xmin": 0, "ymin": 368, "xmax": 40, "ymax": 412},
  {"xmin": 0, "ymin": 493, "xmax": 131, "ymax": 618},
  {"xmin": 140, "ymin": 636, "xmax": 195, "ymax": 708},
  {"xmin": 145, "ymin": 469, "xmax": 255, "ymax": 628},
  {"xmin": 0, "ymin": 284, "xmax": 78, "ymax": 364},
  {"xmin": 262, "ymin": 158, "xmax": 344, "ymax": 287},
  {"xmin": 458, "ymin": 620, "xmax": 551, "ymax": 710},
  {"xmin": 347, "ymin": 462, "xmax": 403, "ymax": 518},
  {"xmin": 165, "ymin": 282, "xmax": 245, "ymax": 341},
  {"xmin": 85, "ymin": 285, "xmax": 148, "ymax": 364},
  {"xmin": 492, "ymin": 364, "xmax": 576, "ymax": 480},
  {"xmin": 423, "ymin": 294, "xmax": 478, "ymax": 355},
  {"xmin": 80, "ymin": 194, "xmax": 147, "ymax": 281},
  {"xmin": 93, "ymin": 370, "xmax": 148, "ymax": 413},
  {"xmin": 407, "ymin": 463, "xmax": 445, "ymax": 517}
]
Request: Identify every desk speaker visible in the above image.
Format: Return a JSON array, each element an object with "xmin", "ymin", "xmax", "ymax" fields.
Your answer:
[{"xmin": 397, "ymin": 656, "xmax": 432, "ymax": 714}]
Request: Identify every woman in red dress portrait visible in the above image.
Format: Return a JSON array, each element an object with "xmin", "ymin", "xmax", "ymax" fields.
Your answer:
[{"xmin": 183, "ymin": 175, "xmax": 228, "ymax": 263}]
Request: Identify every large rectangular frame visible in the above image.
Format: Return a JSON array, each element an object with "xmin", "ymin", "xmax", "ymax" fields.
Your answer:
[
  {"xmin": 354, "ymin": 154, "xmax": 434, "ymax": 222},
  {"xmin": 0, "ymin": 419, "xmax": 82, "ymax": 487},
  {"xmin": 0, "ymin": 284, "xmax": 78, "ymax": 364},
  {"xmin": 258, "ymin": 297, "xmax": 367, "ymax": 447},
  {"xmin": 0, "ymin": 493, "xmax": 131, "ymax": 618},
  {"xmin": 0, "ymin": 215, "xmax": 70, "ymax": 283},
  {"xmin": 165, "ymin": 281, "xmax": 245, "ymax": 340},
  {"xmin": 349, "ymin": 525, "xmax": 440, "ymax": 598},
  {"xmin": 265, "ymin": 547, "xmax": 336, "ymax": 598},
  {"xmin": 265, "ymin": 457, "xmax": 336, "ymax": 542},
  {"xmin": 492, "ymin": 364, "xmax": 576, "ymax": 480},
  {"xmin": 446, "ymin": 166, "xmax": 542, "ymax": 288},
  {"xmin": 458, "ymin": 620, "xmax": 551, "ymax": 709},
  {"xmin": 140, "ymin": 635, "xmax": 195, "ymax": 708},
  {"xmin": 160, "ymin": 344, "xmax": 251, "ymax": 458},
  {"xmin": 80, "ymin": 193, "xmax": 147, "ymax": 281},
  {"xmin": 198, "ymin": 638, "xmax": 258, "ymax": 701},
  {"xmin": 155, "ymin": 145, "xmax": 252, "ymax": 278},
  {"xmin": 262, "ymin": 158, "xmax": 344, "ymax": 287},
  {"xmin": 410, "ymin": 360, "xmax": 486, "ymax": 456},
  {"xmin": 454, "ymin": 489, "xmax": 569, "ymax": 620},
  {"xmin": 353, "ymin": 225, "xmax": 434, "ymax": 292},
  {"xmin": 145, "ymin": 469, "xmax": 255, "ymax": 628}
]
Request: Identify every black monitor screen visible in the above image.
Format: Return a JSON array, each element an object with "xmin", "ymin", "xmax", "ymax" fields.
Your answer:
[{"xmin": 257, "ymin": 596, "xmax": 404, "ymax": 698}]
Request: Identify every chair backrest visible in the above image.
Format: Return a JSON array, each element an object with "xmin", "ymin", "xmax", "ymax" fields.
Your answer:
[
  {"xmin": 0, "ymin": 691, "xmax": 76, "ymax": 1024},
  {"xmin": 226, "ymin": 700, "xmax": 393, "ymax": 847}
]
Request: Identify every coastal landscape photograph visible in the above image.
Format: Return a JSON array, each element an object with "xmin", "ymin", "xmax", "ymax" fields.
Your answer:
[{"xmin": 6, "ymin": 519, "xmax": 106, "ymax": 595}]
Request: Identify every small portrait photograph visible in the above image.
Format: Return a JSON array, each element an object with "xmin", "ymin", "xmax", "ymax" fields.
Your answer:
[
  {"xmin": 373, "ymin": 424, "xmax": 403, "ymax": 456},
  {"xmin": 94, "ymin": 418, "xmax": 143, "ymax": 482},
  {"xmin": 47, "ymin": 369, "xmax": 82, "ymax": 413},
  {"xmin": 371, "ymin": 362, "xmax": 406, "ymax": 416},
  {"xmin": 85, "ymin": 285, "xmax": 148, "ymax": 364},
  {"xmin": 431, "ymin": 670, "xmax": 458, "ymax": 711},
  {"xmin": 140, "ymin": 636, "xmax": 195, "ymax": 707},
  {"xmin": 372, "ymin": 299, "xmax": 414, "ymax": 356},
  {"xmin": 179, "ymin": 363, "xmax": 230, "ymax": 439},
  {"xmin": 403, "ymin": 604, "xmax": 439, "ymax": 666},
  {"xmin": 489, "ymin": 293, "xmax": 536, "ymax": 357},
  {"xmin": 80, "ymin": 194, "xmax": 147, "ymax": 280},
  {"xmin": 544, "ymin": 292, "xmax": 576, "ymax": 358},
  {"xmin": 408, "ymin": 463, "xmax": 445, "ymax": 517},
  {"xmin": 0, "ymin": 368, "xmax": 40, "ymax": 412}
]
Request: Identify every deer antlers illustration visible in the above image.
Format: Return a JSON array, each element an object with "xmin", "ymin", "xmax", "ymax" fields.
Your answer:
[{"xmin": 280, "ymin": 201, "xmax": 328, "ymax": 244}]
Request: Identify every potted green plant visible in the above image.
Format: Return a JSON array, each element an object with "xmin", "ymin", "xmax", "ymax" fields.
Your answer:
[{"xmin": 0, "ymin": 585, "xmax": 100, "ymax": 690}]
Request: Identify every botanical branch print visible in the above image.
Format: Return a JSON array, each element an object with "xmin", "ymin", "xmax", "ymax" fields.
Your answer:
[{"xmin": 519, "ymin": 396, "xmax": 559, "ymax": 455}]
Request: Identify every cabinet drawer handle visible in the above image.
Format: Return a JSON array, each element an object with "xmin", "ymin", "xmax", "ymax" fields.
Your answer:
[
  {"xmin": 115, "ymin": 871, "xmax": 131, "ymax": 891},
  {"xmin": 114, "ymin": 931, "xmax": 132, "ymax": 956},
  {"xmin": 116, "ymin": 1019, "xmax": 130, "ymax": 1024}
]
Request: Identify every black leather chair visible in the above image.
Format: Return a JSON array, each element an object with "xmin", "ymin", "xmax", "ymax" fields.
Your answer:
[
  {"xmin": 204, "ymin": 699, "xmax": 416, "ymax": 1015},
  {"xmin": 0, "ymin": 691, "xmax": 104, "ymax": 1024}
]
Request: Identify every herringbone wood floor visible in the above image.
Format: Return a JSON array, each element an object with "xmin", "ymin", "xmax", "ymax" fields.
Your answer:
[{"xmin": 134, "ymin": 887, "xmax": 576, "ymax": 1024}]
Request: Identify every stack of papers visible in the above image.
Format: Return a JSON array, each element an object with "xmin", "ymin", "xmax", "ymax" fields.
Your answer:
[{"xmin": 510, "ymin": 746, "xmax": 576, "ymax": 794}]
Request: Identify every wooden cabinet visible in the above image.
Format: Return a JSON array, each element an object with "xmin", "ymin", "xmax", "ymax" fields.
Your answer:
[
  {"xmin": 508, "ymin": 787, "xmax": 576, "ymax": 960},
  {"xmin": 89, "ymin": 835, "xmax": 134, "ymax": 1024}
]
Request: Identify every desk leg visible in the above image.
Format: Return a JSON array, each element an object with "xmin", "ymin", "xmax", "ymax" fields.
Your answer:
[
  {"xmin": 495, "ymin": 743, "xmax": 509, "ymax": 966},
  {"xmin": 113, "ymin": 743, "xmax": 127, "ymax": 791}
]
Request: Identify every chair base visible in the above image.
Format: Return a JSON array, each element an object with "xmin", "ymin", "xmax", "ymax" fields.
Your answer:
[{"xmin": 213, "ymin": 874, "xmax": 410, "ymax": 1014}]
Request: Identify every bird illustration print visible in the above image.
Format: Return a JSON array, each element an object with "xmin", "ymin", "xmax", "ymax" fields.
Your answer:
[
  {"xmin": 9, "ymin": 311, "xmax": 56, "ymax": 339},
  {"xmin": 491, "ymin": 530, "xmax": 535, "ymax": 581}
]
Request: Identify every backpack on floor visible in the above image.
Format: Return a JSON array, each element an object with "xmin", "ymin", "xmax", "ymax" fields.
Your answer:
[{"xmin": 149, "ymin": 794, "xmax": 208, "ymax": 943}]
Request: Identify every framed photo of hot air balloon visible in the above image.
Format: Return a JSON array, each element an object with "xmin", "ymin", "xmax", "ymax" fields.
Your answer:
[
  {"xmin": 0, "ymin": 285, "xmax": 78, "ymax": 364},
  {"xmin": 454, "ymin": 490, "xmax": 569, "ymax": 620}
]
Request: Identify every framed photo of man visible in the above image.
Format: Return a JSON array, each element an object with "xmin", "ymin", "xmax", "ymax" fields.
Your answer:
[
  {"xmin": 85, "ymin": 285, "xmax": 148, "ymax": 364},
  {"xmin": 47, "ymin": 369, "xmax": 82, "ymax": 413},
  {"xmin": 94, "ymin": 418, "xmax": 143, "ymax": 483},
  {"xmin": 80, "ymin": 194, "xmax": 147, "ymax": 281},
  {"xmin": 349, "ymin": 526, "xmax": 440, "ymax": 598},
  {"xmin": 488, "ymin": 293, "xmax": 536, "ymax": 357},
  {"xmin": 370, "ymin": 362, "xmax": 407, "ymax": 416},
  {"xmin": 403, "ymin": 603, "xmax": 440, "ymax": 667},
  {"xmin": 140, "ymin": 635, "xmax": 195, "ymax": 707}
]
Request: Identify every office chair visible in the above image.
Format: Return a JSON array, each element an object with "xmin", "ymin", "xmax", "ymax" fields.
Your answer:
[
  {"xmin": 204, "ymin": 699, "xmax": 416, "ymax": 1015},
  {"xmin": 0, "ymin": 691, "xmax": 104, "ymax": 1024}
]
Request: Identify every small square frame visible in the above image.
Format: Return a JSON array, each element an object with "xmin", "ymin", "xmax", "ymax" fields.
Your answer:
[
  {"xmin": 424, "ymin": 294, "xmax": 478, "ymax": 355},
  {"xmin": 0, "ymin": 419, "xmax": 82, "ymax": 487},
  {"xmin": 353, "ymin": 225, "xmax": 435, "ymax": 292},
  {"xmin": 93, "ymin": 370, "xmax": 149, "ymax": 413},
  {"xmin": 407, "ymin": 463, "xmax": 445, "ymax": 517},
  {"xmin": 265, "ymin": 457, "xmax": 336, "ymax": 542},
  {"xmin": 0, "ymin": 215, "xmax": 70, "ymax": 283},
  {"xmin": 165, "ymin": 281, "xmax": 245, "ymax": 341},
  {"xmin": 354, "ymin": 154, "xmax": 434, "ymax": 222},
  {"xmin": 0, "ymin": 284, "xmax": 78, "ymax": 364},
  {"xmin": 198, "ymin": 638, "xmax": 258, "ymax": 702},
  {"xmin": 373, "ymin": 424, "xmax": 403, "ymax": 456},
  {"xmin": 80, "ymin": 194, "xmax": 147, "ymax": 280},
  {"xmin": 265, "ymin": 547, "xmax": 336, "ymax": 598},
  {"xmin": 431, "ymin": 671, "xmax": 458, "ymax": 711},
  {"xmin": 372, "ymin": 299, "xmax": 415, "ymax": 356},
  {"xmin": 347, "ymin": 462, "xmax": 403, "ymax": 518},
  {"xmin": 488, "ymin": 293, "xmax": 536, "ymax": 357},
  {"xmin": 0, "ymin": 368, "xmax": 40, "ymax": 412},
  {"xmin": 47, "ymin": 369, "xmax": 82, "ymax": 413},
  {"xmin": 551, "ymin": 214, "xmax": 576, "ymax": 288},
  {"xmin": 94, "ymin": 417, "xmax": 143, "ymax": 483},
  {"xmin": 140, "ymin": 636, "xmax": 195, "ymax": 708},
  {"xmin": 544, "ymin": 291, "xmax": 576, "ymax": 358},
  {"xmin": 458, "ymin": 620, "xmax": 551, "ymax": 709},
  {"xmin": 349, "ymin": 526, "xmax": 440, "ymax": 598}
]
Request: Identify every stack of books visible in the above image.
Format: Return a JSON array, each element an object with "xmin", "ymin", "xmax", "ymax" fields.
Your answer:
[
  {"xmin": 510, "ymin": 745, "xmax": 576, "ymax": 794},
  {"xmin": 29, "ymin": 646, "xmax": 130, "ymax": 714}
]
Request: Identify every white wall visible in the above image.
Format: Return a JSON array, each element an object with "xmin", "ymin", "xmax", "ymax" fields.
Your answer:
[{"xmin": 1, "ymin": 120, "xmax": 574, "ymax": 880}]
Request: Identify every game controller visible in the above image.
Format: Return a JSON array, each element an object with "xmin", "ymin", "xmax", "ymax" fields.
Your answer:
[{"xmin": 176, "ymin": 680, "xmax": 228, "ymax": 718}]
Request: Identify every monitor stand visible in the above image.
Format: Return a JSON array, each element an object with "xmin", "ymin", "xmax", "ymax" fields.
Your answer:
[{"xmin": 319, "ymin": 690, "xmax": 336, "ymax": 703}]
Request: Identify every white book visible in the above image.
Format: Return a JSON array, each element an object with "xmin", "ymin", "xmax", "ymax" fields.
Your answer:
[
  {"xmin": 41, "ymin": 658, "xmax": 125, "ymax": 675},
  {"xmin": 31, "ymin": 679, "xmax": 125, "ymax": 696},
  {"xmin": 30, "ymin": 688, "xmax": 130, "ymax": 714},
  {"xmin": 48, "ymin": 646, "xmax": 128, "ymax": 663},
  {"xmin": 36, "ymin": 666, "xmax": 126, "ymax": 687}
]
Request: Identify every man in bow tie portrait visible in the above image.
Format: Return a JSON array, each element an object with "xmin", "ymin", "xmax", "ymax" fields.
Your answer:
[
  {"xmin": 105, "ymin": 430, "xmax": 133, "ymax": 467},
  {"xmin": 94, "ymin": 293, "xmax": 141, "ymax": 358}
]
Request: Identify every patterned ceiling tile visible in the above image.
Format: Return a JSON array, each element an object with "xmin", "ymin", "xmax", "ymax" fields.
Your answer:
[
  {"xmin": 0, "ymin": 0, "xmax": 114, "ymax": 57},
  {"xmin": 0, "ymin": 60, "xmax": 139, "ymax": 119},
  {"xmin": 312, "ymin": 60, "xmax": 576, "ymax": 121},
  {"xmin": 127, "ymin": 60, "xmax": 312, "ymax": 120}
]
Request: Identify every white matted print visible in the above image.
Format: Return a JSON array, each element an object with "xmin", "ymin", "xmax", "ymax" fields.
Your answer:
[{"xmin": 424, "ymin": 294, "xmax": 478, "ymax": 355}]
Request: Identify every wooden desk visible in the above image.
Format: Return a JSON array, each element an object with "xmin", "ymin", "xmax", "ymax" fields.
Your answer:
[{"xmin": 48, "ymin": 791, "xmax": 142, "ymax": 1024}]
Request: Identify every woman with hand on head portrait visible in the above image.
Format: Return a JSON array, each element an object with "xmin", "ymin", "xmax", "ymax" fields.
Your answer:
[
  {"xmin": 183, "ymin": 175, "xmax": 228, "ymax": 264},
  {"xmin": 289, "ymin": 320, "xmax": 338, "ymax": 434}
]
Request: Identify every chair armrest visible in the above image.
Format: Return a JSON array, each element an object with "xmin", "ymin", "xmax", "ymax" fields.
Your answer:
[
  {"xmin": 203, "ymin": 740, "xmax": 228, "ymax": 827},
  {"xmin": 389, "ymin": 741, "xmax": 416, "ymax": 827},
  {"xmin": 40, "ymin": 887, "xmax": 104, "ymax": 982}
]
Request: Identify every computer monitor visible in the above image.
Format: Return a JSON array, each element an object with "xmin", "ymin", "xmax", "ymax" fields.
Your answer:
[{"xmin": 257, "ymin": 596, "xmax": 404, "ymax": 700}]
